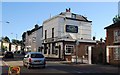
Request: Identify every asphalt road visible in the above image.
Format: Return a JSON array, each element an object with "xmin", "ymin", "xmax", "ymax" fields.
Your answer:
[{"xmin": 0, "ymin": 55, "xmax": 120, "ymax": 75}]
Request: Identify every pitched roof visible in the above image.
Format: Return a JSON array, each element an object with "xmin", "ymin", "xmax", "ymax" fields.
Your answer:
[
  {"xmin": 104, "ymin": 21, "xmax": 120, "ymax": 29},
  {"xmin": 26, "ymin": 25, "xmax": 42, "ymax": 35},
  {"xmin": 43, "ymin": 12, "xmax": 92, "ymax": 24}
]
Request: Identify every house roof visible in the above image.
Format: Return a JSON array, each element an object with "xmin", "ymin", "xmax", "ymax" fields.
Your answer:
[
  {"xmin": 43, "ymin": 12, "xmax": 92, "ymax": 24},
  {"xmin": 104, "ymin": 21, "xmax": 120, "ymax": 29},
  {"xmin": 60, "ymin": 12, "xmax": 91, "ymax": 22},
  {"xmin": 66, "ymin": 17, "xmax": 92, "ymax": 22},
  {"xmin": 26, "ymin": 25, "xmax": 42, "ymax": 35}
]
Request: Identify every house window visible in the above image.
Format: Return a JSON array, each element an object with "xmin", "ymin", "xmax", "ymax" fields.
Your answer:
[
  {"xmin": 45, "ymin": 30, "xmax": 47, "ymax": 39},
  {"xmin": 65, "ymin": 45, "xmax": 74, "ymax": 55},
  {"xmin": 48, "ymin": 44, "xmax": 50, "ymax": 54},
  {"xmin": 113, "ymin": 47, "xmax": 120, "ymax": 60},
  {"xmin": 32, "ymin": 37, "xmax": 36, "ymax": 43},
  {"xmin": 52, "ymin": 28, "xmax": 54, "ymax": 38},
  {"xmin": 72, "ymin": 14, "xmax": 76, "ymax": 18},
  {"xmin": 52, "ymin": 28, "xmax": 54, "ymax": 41},
  {"xmin": 114, "ymin": 29, "xmax": 120, "ymax": 43},
  {"xmin": 44, "ymin": 44, "xmax": 47, "ymax": 54},
  {"xmin": 85, "ymin": 46, "xmax": 88, "ymax": 55},
  {"xmin": 52, "ymin": 43, "xmax": 55, "ymax": 54}
]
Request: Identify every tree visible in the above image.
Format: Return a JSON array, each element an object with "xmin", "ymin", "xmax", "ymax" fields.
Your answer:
[
  {"xmin": 3, "ymin": 36, "xmax": 10, "ymax": 43},
  {"xmin": 113, "ymin": 15, "xmax": 120, "ymax": 23},
  {"xmin": 11, "ymin": 39, "xmax": 20, "ymax": 44},
  {"xmin": 1, "ymin": 45, "xmax": 7, "ymax": 52}
]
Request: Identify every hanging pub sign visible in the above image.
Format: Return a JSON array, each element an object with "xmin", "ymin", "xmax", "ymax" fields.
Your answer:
[{"xmin": 66, "ymin": 25, "xmax": 78, "ymax": 33}]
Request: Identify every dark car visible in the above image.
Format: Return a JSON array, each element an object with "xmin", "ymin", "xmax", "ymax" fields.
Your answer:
[{"xmin": 4, "ymin": 51, "xmax": 14, "ymax": 58}]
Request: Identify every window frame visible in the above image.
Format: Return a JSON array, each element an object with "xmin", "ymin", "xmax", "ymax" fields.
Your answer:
[
  {"xmin": 113, "ymin": 47, "xmax": 120, "ymax": 60},
  {"xmin": 65, "ymin": 44, "xmax": 74, "ymax": 55},
  {"xmin": 114, "ymin": 29, "xmax": 120, "ymax": 43}
]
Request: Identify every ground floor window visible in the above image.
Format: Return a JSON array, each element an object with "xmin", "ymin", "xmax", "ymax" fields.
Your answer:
[
  {"xmin": 65, "ymin": 45, "xmax": 74, "ymax": 55},
  {"xmin": 113, "ymin": 47, "xmax": 120, "ymax": 60},
  {"xmin": 52, "ymin": 43, "xmax": 55, "ymax": 54},
  {"xmin": 44, "ymin": 45, "xmax": 47, "ymax": 54}
]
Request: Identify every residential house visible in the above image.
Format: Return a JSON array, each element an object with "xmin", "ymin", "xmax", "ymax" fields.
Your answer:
[
  {"xmin": 104, "ymin": 21, "xmax": 120, "ymax": 65},
  {"xmin": 11, "ymin": 44, "xmax": 21, "ymax": 53},
  {"xmin": 22, "ymin": 24, "xmax": 43, "ymax": 52},
  {"xmin": 42, "ymin": 8, "xmax": 96, "ymax": 63},
  {"xmin": 2, "ymin": 41, "xmax": 10, "ymax": 51}
]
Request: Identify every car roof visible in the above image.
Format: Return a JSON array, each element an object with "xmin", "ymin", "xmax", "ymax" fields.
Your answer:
[
  {"xmin": 6, "ymin": 51, "xmax": 13, "ymax": 53},
  {"xmin": 6, "ymin": 51, "xmax": 12, "ymax": 53},
  {"xmin": 27, "ymin": 52, "xmax": 42, "ymax": 54}
]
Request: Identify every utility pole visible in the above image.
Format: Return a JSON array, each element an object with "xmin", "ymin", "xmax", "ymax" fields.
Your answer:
[
  {"xmin": 76, "ymin": 40, "xmax": 79, "ymax": 64},
  {"xmin": 0, "ymin": 21, "xmax": 10, "ymax": 52}
]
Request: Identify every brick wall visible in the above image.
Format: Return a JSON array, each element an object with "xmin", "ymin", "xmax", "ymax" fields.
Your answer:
[{"xmin": 106, "ymin": 26, "xmax": 120, "ymax": 65}]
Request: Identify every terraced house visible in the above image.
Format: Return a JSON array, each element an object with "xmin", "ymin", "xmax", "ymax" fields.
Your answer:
[
  {"xmin": 22, "ymin": 25, "xmax": 43, "ymax": 52},
  {"xmin": 105, "ymin": 21, "xmax": 120, "ymax": 66}
]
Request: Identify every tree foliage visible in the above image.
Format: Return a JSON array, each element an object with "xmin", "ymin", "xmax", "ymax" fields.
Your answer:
[
  {"xmin": 11, "ymin": 39, "xmax": 22, "ymax": 45},
  {"xmin": 12, "ymin": 39, "xmax": 19, "ymax": 44}
]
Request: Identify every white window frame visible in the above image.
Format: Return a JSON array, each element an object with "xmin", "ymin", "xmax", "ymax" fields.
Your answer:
[
  {"xmin": 85, "ymin": 45, "xmax": 89, "ymax": 55},
  {"xmin": 65, "ymin": 44, "xmax": 74, "ymax": 55},
  {"xmin": 32, "ymin": 37, "xmax": 36, "ymax": 43},
  {"xmin": 72, "ymin": 14, "xmax": 76, "ymax": 19},
  {"xmin": 114, "ymin": 29, "xmax": 120, "ymax": 43},
  {"xmin": 113, "ymin": 47, "xmax": 120, "ymax": 60}
]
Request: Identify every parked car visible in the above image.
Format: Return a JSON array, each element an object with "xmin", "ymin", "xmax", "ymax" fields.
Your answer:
[
  {"xmin": 3, "ymin": 51, "xmax": 14, "ymax": 58},
  {"xmin": 23, "ymin": 52, "xmax": 46, "ymax": 69}
]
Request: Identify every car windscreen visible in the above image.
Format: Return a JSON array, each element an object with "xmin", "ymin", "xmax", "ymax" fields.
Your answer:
[{"xmin": 31, "ymin": 54, "xmax": 44, "ymax": 58}]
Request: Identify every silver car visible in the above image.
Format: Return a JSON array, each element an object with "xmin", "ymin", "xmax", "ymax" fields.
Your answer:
[{"xmin": 23, "ymin": 52, "xmax": 46, "ymax": 69}]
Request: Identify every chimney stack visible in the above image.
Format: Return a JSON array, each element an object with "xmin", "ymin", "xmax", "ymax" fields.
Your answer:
[
  {"xmin": 66, "ymin": 8, "xmax": 71, "ymax": 12},
  {"xmin": 35, "ymin": 24, "xmax": 39, "ymax": 29}
]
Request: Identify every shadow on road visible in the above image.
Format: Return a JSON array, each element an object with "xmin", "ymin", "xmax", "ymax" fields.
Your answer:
[{"xmin": 2, "ymin": 54, "xmax": 24, "ymax": 61}]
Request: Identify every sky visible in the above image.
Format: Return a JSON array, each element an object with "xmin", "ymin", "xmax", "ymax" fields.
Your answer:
[{"xmin": 1, "ymin": 2, "xmax": 118, "ymax": 41}]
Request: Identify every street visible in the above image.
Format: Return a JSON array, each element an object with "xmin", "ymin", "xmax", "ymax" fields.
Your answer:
[{"xmin": 0, "ymin": 55, "xmax": 120, "ymax": 75}]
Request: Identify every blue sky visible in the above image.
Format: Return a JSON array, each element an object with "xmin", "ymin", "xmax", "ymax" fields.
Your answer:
[{"xmin": 1, "ymin": 2, "xmax": 118, "ymax": 41}]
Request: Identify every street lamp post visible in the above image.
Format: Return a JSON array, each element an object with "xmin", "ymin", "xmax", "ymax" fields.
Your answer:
[
  {"xmin": 0, "ymin": 21, "xmax": 10, "ymax": 52},
  {"xmin": 75, "ymin": 40, "xmax": 79, "ymax": 64}
]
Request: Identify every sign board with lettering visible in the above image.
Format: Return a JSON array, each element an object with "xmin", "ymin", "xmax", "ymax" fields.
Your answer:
[{"xmin": 66, "ymin": 25, "xmax": 78, "ymax": 33}]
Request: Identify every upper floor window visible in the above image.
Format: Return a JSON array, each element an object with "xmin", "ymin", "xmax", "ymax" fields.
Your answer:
[
  {"xmin": 114, "ymin": 29, "xmax": 120, "ymax": 43},
  {"xmin": 45, "ymin": 30, "xmax": 47, "ymax": 39},
  {"xmin": 85, "ymin": 45, "xmax": 89, "ymax": 55},
  {"xmin": 72, "ymin": 14, "xmax": 76, "ymax": 19},
  {"xmin": 52, "ymin": 28, "xmax": 54, "ymax": 38},
  {"xmin": 32, "ymin": 37, "xmax": 36, "ymax": 43}
]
